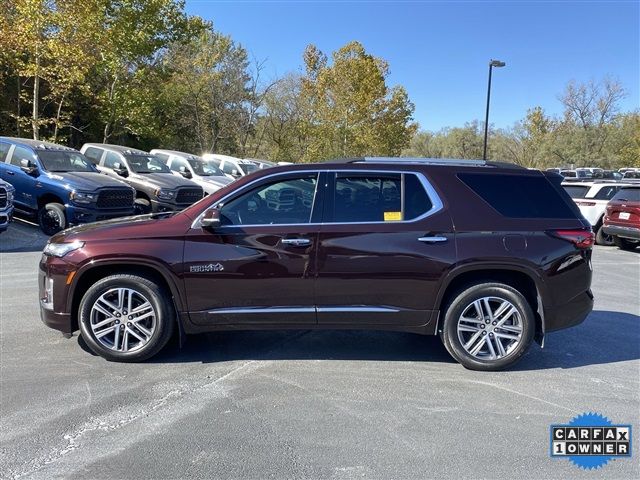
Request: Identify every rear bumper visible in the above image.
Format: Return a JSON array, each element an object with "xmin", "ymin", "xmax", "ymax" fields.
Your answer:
[
  {"xmin": 602, "ymin": 224, "xmax": 640, "ymax": 240},
  {"xmin": 544, "ymin": 289, "xmax": 593, "ymax": 332}
]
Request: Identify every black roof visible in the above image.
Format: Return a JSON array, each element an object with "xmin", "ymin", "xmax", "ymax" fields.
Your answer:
[
  {"xmin": 83, "ymin": 143, "xmax": 150, "ymax": 155},
  {"xmin": 0, "ymin": 137, "xmax": 77, "ymax": 152}
]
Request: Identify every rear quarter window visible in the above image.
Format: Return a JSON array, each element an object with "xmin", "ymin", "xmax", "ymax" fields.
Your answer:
[
  {"xmin": 563, "ymin": 185, "xmax": 589, "ymax": 199},
  {"xmin": 459, "ymin": 172, "xmax": 577, "ymax": 219},
  {"xmin": 592, "ymin": 185, "xmax": 621, "ymax": 200}
]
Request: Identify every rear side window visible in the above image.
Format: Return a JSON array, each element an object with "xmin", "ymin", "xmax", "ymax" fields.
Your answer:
[
  {"xmin": 83, "ymin": 147, "xmax": 103, "ymax": 164},
  {"xmin": 592, "ymin": 185, "xmax": 621, "ymax": 200},
  {"xmin": 612, "ymin": 188, "xmax": 640, "ymax": 202},
  {"xmin": 563, "ymin": 185, "xmax": 589, "ymax": 199},
  {"xmin": 459, "ymin": 173, "xmax": 577, "ymax": 219},
  {"xmin": 332, "ymin": 173, "xmax": 432, "ymax": 222}
]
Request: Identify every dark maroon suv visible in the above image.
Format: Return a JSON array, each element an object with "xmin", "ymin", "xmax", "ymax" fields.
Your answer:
[{"xmin": 39, "ymin": 158, "xmax": 594, "ymax": 370}]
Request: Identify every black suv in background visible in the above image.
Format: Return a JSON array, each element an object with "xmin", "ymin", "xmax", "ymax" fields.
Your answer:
[
  {"xmin": 39, "ymin": 158, "xmax": 594, "ymax": 370},
  {"xmin": 81, "ymin": 144, "xmax": 204, "ymax": 214}
]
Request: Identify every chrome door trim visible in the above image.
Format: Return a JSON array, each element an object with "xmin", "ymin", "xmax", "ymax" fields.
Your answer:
[
  {"xmin": 316, "ymin": 306, "xmax": 400, "ymax": 313},
  {"xmin": 207, "ymin": 306, "xmax": 316, "ymax": 315}
]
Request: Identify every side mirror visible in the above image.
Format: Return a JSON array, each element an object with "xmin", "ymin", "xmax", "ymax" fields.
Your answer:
[
  {"xmin": 231, "ymin": 169, "xmax": 242, "ymax": 178},
  {"xmin": 20, "ymin": 159, "xmax": 38, "ymax": 175},
  {"xmin": 179, "ymin": 166, "xmax": 192, "ymax": 179},
  {"xmin": 113, "ymin": 162, "xmax": 128, "ymax": 177},
  {"xmin": 201, "ymin": 207, "xmax": 222, "ymax": 229}
]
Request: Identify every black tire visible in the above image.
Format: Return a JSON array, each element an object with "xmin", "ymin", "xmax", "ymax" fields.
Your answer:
[
  {"xmin": 38, "ymin": 202, "xmax": 66, "ymax": 235},
  {"xmin": 613, "ymin": 236, "xmax": 639, "ymax": 251},
  {"xmin": 78, "ymin": 274, "xmax": 175, "ymax": 362},
  {"xmin": 134, "ymin": 198, "xmax": 152, "ymax": 215},
  {"xmin": 595, "ymin": 225, "xmax": 615, "ymax": 246},
  {"xmin": 440, "ymin": 282, "xmax": 535, "ymax": 371}
]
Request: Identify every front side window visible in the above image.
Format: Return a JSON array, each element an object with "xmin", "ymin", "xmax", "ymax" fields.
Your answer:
[
  {"xmin": 169, "ymin": 158, "xmax": 189, "ymax": 173},
  {"xmin": 10, "ymin": 146, "xmax": 36, "ymax": 167},
  {"xmin": 125, "ymin": 154, "xmax": 171, "ymax": 174},
  {"xmin": 332, "ymin": 173, "xmax": 433, "ymax": 223},
  {"xmin": 220, "ymin": 174, "xmax": 318, "ymax": 226},
  {"xmin": 221, "ymin": 161, "xmax": 237, "ymax": 175},
  {"xmin": 38, "ymin": 151, "xmax": 95, "ymax": 172},
  {"xmin": 83, "ymin": 147, "xmax": 103, "ymax": 164},
  {"xmin": 104, "ymin": 151, "xmax": 123, "ymax": 169}
]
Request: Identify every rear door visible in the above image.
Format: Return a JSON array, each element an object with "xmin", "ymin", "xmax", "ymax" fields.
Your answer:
[
  {"xmin": 183, "ymin": 171, "xmax": 324, "ymax": 326},
  {"xmin": 315, "ymin": 170, "xmax": 456, "ymax": 327}
]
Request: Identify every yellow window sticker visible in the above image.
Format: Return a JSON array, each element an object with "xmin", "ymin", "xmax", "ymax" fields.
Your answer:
[{"xmin": 384, "ymin": 211, "xmax": 402, "ymax": 221}]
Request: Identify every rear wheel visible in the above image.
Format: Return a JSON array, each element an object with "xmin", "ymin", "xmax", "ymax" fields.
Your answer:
[
  {"xmin": 595, "ymin": 225, "xmax": 614, "ymax": 246},
  {"xmin": 79, "ymin": 274, "xmax": 174, "ymax": 362},
  {"xmin": 440, "ymin": 282, "xmax": 535, "ymax": 371},
  {"xmin": 38, "ymin": 202, "xmax": 66, "ymax": 235},
  {"xmin": 134, "ymin": 198, "xmax": 152, "ymax": 215},
  {"xmin": 613, "ymin": 236, "xmax": 639, "ymax": 251}
]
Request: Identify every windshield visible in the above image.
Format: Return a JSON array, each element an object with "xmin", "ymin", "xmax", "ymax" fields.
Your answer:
[
  {"xmin": 38, "ymin": 151, "xmax": 96, "ymax": 173},
  {"xmin": 189, "ymin": 158, "xmax": 224, "ymax": 176},
  {"xmin": 562, "ymin": 185, "xmax": 589, "ymax": 199},
  {"xmin": 125, "ymin": 154, "xmax": 171, "ymax": 174}
]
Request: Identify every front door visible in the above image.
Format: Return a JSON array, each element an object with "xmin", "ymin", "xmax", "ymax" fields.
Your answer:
[
  {"xmin": 315, "ymin": 170, "xmax": 456, "ymax": 327},
  {"xmin": 2, "ymin": 145, "xmax": 40, "ymax": 211},
  {"xmin": 183, "ymin": 171, "xmax": 323, "ymax": 326}
]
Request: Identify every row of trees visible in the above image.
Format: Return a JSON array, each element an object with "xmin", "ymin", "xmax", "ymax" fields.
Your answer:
[
  {"xmin": 0, "ymin": 1, "xmax": 637, "ymax": 167},
  {"xmin": 0, "ymin": 0, "xmax": 416, "ymax": 161},
  {"xmin": 403, "ymin": 79, "xmax": 639, "ymax": 168}
]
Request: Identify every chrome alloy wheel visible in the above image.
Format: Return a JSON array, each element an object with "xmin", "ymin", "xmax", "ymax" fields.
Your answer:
[
  {"xmin": 89, "ymin": 288, "xmax": 157, "ymax": 353},
  {"xmin": 456, "ymin": 296, "xmax": 523, "ymax": 360}
]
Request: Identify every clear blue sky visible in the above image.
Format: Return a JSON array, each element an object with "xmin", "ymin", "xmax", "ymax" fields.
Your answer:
[{"xmin": 185, "ymin": 0, "xmax": 639, "ymax": 131}]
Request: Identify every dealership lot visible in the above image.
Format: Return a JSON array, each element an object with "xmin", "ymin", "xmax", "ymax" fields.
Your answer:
[{"xmin": 0, "ymin": 222, "xmax": 638, "ymax": 479}]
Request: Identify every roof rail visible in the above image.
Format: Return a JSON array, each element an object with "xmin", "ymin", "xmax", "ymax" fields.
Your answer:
[{"xmin": 327, "ymin": 156, "xmax": 524, "ymax": 169}]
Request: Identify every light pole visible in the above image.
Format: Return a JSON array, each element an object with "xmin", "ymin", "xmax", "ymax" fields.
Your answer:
[{"xmin": 483, "ymin": 59, "xmax": 506, "ymax": 160}]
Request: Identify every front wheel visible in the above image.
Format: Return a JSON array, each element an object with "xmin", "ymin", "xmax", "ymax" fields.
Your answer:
[
  {"xmin": 79, "ymin": 274, "xmax": 174, "ymax": 362},
  {"xmin": 440, "ymin": 283, "xmax": 535, "ymax": 371},
  {"xmin": 38, "ymin": 202, "xmax": 66, "ymax": 235},
  {"xmin": 613, "ymin": 236, "xmax": 639, "ymax": 251}
]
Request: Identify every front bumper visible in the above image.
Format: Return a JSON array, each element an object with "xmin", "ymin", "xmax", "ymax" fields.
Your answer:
[
  {"xmin": 66, "ymin": 204, "xmax": 135, "ymax": 224},
  {"xmin": 602, "ymin": 224, "xmax": 640, "ymax": 241},
  {"xmin": 0, "ymin": 205, "xmax": 14, "ymax": 232},
  {"xmin": 150, "ymin": 199, "xmax": 193, "ymax": 213},
  {"xmin": 38, "ymin": 254, "xmax": 75, "ymax": 334}
]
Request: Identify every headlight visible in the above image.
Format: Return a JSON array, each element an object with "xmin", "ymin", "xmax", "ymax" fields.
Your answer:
[
  {"xmin": 43, "ymin": 240, "xmax": 85, "ymax": 257},
  {"xmin": 155, "ymin": 188, "xmax": 176, "ymax": 200},
  {"xmin": 70, "ymin": 191, "xmax": 97, "ymax": 204}
]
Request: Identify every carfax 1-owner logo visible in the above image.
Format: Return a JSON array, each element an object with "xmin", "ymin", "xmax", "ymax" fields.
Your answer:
[{"xmin": 550, "ymin": 413, "xmax": 633, "ymax": 470}]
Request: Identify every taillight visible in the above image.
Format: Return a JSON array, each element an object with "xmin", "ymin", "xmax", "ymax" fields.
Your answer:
[
  {"xmin": 575, "ymin": 201, "xmax": 597, "ymax": 207},
  {"xmin": 547, "ymin": 229, "xmax": 595, "ymax": 249}
]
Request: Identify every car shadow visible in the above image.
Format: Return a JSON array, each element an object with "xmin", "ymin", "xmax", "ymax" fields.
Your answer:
[{"xmin": 136, "ymin": 310, "xmax": 639, "ymax": 370}]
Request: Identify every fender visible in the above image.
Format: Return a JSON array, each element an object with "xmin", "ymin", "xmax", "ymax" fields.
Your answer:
[
  {"xmin": 66, "ymin": 256, "xmax": 188, "ymax": 315},
  {"xmin": 432, "ymin": 261, "xmax": 548, "ymax": 344}
]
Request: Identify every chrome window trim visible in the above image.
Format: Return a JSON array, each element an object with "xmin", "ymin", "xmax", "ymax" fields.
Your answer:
[{"xmin": 191, "ymin": 168, "xmax": 444, "ymax": 229}]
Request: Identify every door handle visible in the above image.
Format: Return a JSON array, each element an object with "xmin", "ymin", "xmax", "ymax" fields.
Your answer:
[
  {"xmin": 282, "ymin": 238, "xmax": 312, "ymax": 247},
  {"xmin": 6, "ymin": 171, "xmax": 15, "ymax": 175},
  {"xmin": 418, "ymin": 236, "xmax": 448, "ymax": 243}
]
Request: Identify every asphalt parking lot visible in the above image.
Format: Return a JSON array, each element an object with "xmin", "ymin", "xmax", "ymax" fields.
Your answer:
[{"xmin": 1, "ymin": 221, "xmax": 638, "ymax": 479}]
